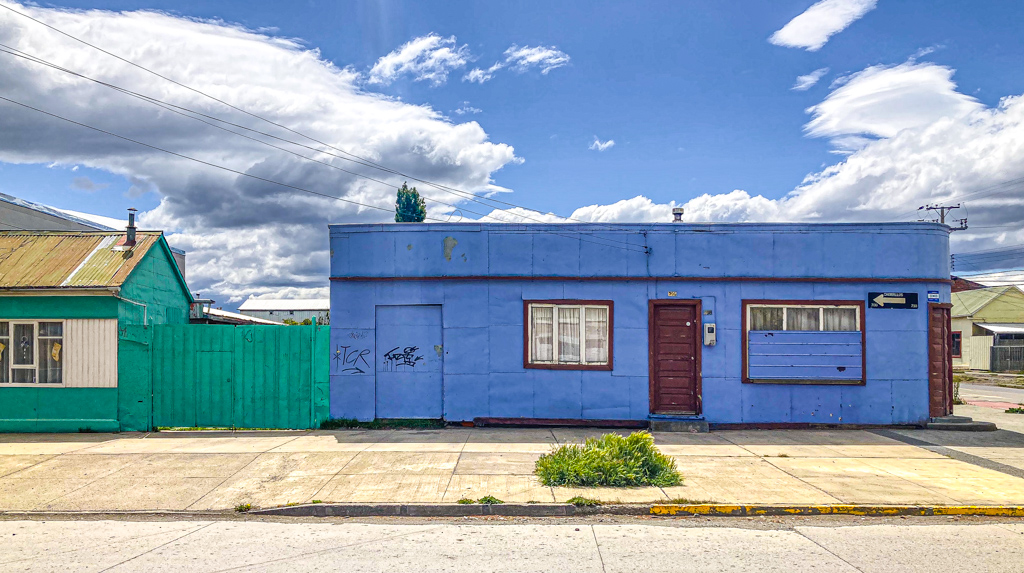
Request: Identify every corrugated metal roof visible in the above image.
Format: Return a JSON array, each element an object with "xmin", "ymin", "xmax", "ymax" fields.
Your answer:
[
  {"xmin": 976, "ymin": 323, "xmax": 1024, "ymax": 334},
  {"xmin": 951, "ymin": 285, "xmax": 1022, "ymax": 317},
  {"xmin": 238, "ymin": 298, "xmax": 330, "ymax": 311},
  {"xmin": 0, "ymin": 231, "xmax": 162, "ymax": 289}
]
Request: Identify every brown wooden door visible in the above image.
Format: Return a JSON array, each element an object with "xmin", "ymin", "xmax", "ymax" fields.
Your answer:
[
  {"xmin": 928, "ymin": 303, "xmax": 954, "ymax": 418},
  {"xmin": 649, "ymin": 300, "xmax": 702, "ymax": 414}
]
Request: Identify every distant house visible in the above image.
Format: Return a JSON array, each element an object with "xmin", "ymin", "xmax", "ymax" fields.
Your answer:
[
  {"xmin": 0, "ymin": 224, "xmax": 192, "ymax": 432},
  {"xmin": 951, "ymin": 286, "xmax": 1024, "ymax": 370},
  {"xmin": 951, "ymin": 275, "xmax": 987, "ymax": 293},
  {"xmin": 238, "ymin": 298, "xmax": 329, "ymax": 324},
  {"xmin": 0, "ymin": 193, "xmax": 186, "ymax": 278}
]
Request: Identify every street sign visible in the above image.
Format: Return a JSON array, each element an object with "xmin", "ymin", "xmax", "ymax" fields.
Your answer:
[
  {"xmin": 868, "ymin": 292, "xmax": 919, "ymax": 309},
  {"xmin": 928, "ymin": 291, "xmax": 940, "ymax": 302}
]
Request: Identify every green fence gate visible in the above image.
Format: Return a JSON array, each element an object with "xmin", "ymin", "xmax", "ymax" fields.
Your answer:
[{"xmin": 147, "ymin": 324, "xmax": 329, "ymax": 429}]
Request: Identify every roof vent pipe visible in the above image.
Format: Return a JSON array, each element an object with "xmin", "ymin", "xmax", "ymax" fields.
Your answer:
[
  {"xmin": 126, "ymin": 208, "xmax": 137, "ymax": 244},
  {"xmin": 672, "ymin": 207, "xmax": 684, "ymax": 222}
]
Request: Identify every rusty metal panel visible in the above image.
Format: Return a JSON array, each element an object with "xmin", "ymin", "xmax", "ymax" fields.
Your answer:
[
  {"xmin": 64, "ymin": 319, "xmax": 118, "ymax": 388},
  {"xmin": 0, "ymin": 231, "xmax": 159, "ymax": 289}
]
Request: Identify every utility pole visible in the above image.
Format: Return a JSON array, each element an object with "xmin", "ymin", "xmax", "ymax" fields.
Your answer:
[{"xmin": 918, "ymin": 204, "xmax": 968, "ymax": 231}]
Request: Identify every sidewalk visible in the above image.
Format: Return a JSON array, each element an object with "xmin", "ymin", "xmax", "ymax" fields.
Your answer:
[{"xmin": 3, "ymin": 426, "xmax": 1024, "ymax": 511}]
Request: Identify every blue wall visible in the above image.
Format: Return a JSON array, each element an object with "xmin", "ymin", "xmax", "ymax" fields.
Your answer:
[{"xmin": 328, "ymin": 223, "xmax": 950, "ymax": 425}]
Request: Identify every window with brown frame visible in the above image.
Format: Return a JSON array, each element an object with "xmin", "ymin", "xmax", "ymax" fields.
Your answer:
[{"xmin": 524, "ymin": 300, "xmax": 613, "ymax": 370}]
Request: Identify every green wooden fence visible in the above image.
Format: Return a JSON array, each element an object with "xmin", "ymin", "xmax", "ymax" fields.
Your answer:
[{"xmin": 126, "ymin": 324, "xmax": 329, "ymax": 430}]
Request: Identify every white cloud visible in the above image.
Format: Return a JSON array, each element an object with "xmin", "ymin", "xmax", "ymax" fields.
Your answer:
[
  {"xmin": 69, "ymin": 175, "xmax": 108, "ymax": 191},
  {"xmin": 589, "ymin": 137, "xmax": 615, "ymax": 151},
  {"xmin": 0, "ymin": 3, "xmax": 518, "ymax": 304},
  {"xmin": 367, "ymin": 33, "xmax": 470, "ymax": 86},
  {"xmin": 805, "ymin": 62, "xmax": 982, "ymax": 151},
  {"xmin": 769, "ymin": 0, "xmax": 877, "ymax": 51},
  {"xmin": 792, "ymin": 67, "xmax": 830, "ymax": 91},
  {"xmin": 453, "ymin": 103, "xmax": 482, "ymax": 115},
  {"xmin": 463, "ymin": 63, "xmax": 503, "ymax": 84},
  {"xmin": 463, "ymin": 44, "xmax": 569, "ymax": 84},
  {"xmin": 559, "ymin": 65, "xmax": 1024, "ymax": 268},
  {"xmin": 503, "ymin": 45, "xmax": 570, "ymax": 74}
]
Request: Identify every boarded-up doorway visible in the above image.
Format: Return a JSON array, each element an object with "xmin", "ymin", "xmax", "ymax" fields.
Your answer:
[
  {"xmin": 375, "ymin": 305, "xmax": 443, "ymax": 419},
  {"xmin": 928, "ymin": 303, "xmax": 954, "ymax": 418},
  {"xmin": 649, "ymin": 300, "xmax": 702, "ymax": 415}
]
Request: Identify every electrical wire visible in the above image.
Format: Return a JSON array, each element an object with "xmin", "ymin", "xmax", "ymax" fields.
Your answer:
[
  {"xmin": 0, "ymin": 95, "xmax": 649, "ymax": 253},
  {"xmin": 0, "ymin": 44, "xmax": 649, "ymax": 253},
  {"xmin": 0, "ymin": 3, "xmax": 653, "ymax": 240}
]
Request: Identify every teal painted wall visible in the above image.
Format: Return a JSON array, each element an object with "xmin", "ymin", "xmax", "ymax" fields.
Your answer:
[
  {"xmin": 116, "ymin": 239, "xmax": 191, "ymax": 431},
  {"xmin": 0, "ymin": 296, "xmax": 117, "ymax": 319},
  {"xmin": 0, "ymin": 388, "xmax": 119, "ymax": 432},
  {"xmin": 0, "ymin": 237, "xmax": 192, "ymax": 433}
]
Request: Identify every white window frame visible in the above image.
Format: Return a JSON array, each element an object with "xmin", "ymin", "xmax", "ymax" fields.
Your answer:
[
  {"xmin": 526, "ymin": 302, "xmax": 611, "ymax": 368},
  {"xmin": 746, "ymin": 304, "xmax": 861, "ymax": 332},
  {"xmin": 0, "ymin": 319, "xmax": 65, "ymax": 387}
]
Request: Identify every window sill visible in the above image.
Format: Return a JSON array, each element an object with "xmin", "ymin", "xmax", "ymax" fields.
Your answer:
[
  {"xmin": 744, "ymin": 378, "xmax": 865, "ymax": 386},
  {"xmin": 524, "ymin": 363, "xmax": 613, "ymax": 371},
  {"xmin": 0, "ymin": 383, "xmax": 66, "ymax": 388}
]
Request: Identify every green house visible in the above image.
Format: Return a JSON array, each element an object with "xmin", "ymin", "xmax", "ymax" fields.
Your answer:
[{"xmin": 0, "ymin": 229, "xmax": 192, "ymax": 432}]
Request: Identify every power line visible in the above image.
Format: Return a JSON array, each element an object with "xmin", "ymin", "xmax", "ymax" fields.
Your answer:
[
  {"xmin": 0, "ymin": 95, "xmax": 649, "ymax": 254},
  {"xmin": 0, "ymin": 46, "xmax": 649, "ymax": 253},
  {"xmin": 0, "ymin": 3, "xmax": 650, "ymax": 239}
]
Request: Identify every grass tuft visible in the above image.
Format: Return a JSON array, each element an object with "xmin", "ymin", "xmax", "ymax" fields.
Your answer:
[
  {"xmin": 534, "ymin": 431, "xmax": 682, "ymax": 487},
  {"xmin": 1006, "ymin": 405, "xmax": 1024, "ymax": 414},
  {"xmin": 565, "ymin": 496, "xmax": 602, "ymax": 507},
  {"xmin": 319, "ymin": 418, "xmax": 445, "ymax": 430},
  {"xmin": 476, "ymin": 495, "xmax": 504, "ymax": 505},
  {"xmin": 665, "ymin": 497, "xmax": 715, "ymax": 504},
  {"xmin": 234, "ymin": 503, "xmax": 253, "ymax": 513},
  {"xmin": 457, "ymin": 498, "xmax": 475, "ymax": 504}
]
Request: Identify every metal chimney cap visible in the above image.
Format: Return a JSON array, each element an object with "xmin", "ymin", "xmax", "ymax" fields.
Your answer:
[{"xmin": 671, "ymin": 207, "xmax": 684, "ymax": 222}]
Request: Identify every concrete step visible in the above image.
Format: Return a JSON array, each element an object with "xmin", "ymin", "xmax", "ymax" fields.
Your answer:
[
  {"xmin": 926, "ymin": 415, "xmax": 997, "ymax": 432},
  {"xmin": 649, "ymin": 419, "xmax": 709, "ymax": 433}
]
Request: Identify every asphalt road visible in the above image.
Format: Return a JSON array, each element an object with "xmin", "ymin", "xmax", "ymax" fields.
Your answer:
[
  {"xmin": 3, "ymin": 518, "xmax": 1024, "ymax": 572},
  {"xmin": 961, "ymin": 382, "xmax": 1024, "ymax": 404}
]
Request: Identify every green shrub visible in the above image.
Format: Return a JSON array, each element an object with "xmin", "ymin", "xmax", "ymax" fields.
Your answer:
[
  {"xmin": 457, "ymin": 498, "xmax": 475, "ymax": 504},
  {"xmin": 476, "ymin": 496, "xmax": 504, "ymax": 505},
  {"xmin": 535, "ymin": 431, "xmax": 682, "ymax": 487},
  {"xmin": 565, "ymin": 496, "xmax": 602, "ymax": 507},
  {"xmin": 1006, "ymin": 405, "xmax": 1024, "ymax": 414},
  {"xmin": 234, "ymin": 503, "xmax": 253, "ymax": 513}
]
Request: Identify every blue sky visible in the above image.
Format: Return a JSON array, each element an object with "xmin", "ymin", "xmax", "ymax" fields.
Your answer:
[{"xmin": 2, "ymin": 0, "xmax": 1024, "ymax": 301}]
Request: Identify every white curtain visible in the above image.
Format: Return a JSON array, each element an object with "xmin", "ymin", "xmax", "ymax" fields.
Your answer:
[
  {"xmin": 585, "ymin": 307, "xmax": 609, "ymax": 363},
  {"xmin": 531, "ymin": 306, "xmax": 554, "ymax": 362},
  {"xmin": 823, "ymin": 307, "xmax": 858, "ymax": 331},
  {"xmin": 750, "ymin": 307, "xmax": 783, "ymax": 331},
  {"xmin": 786, "ymin": 307, "xmax": 820, "ymax": 331},
  {"xmin": 558, "ymin": 307, "xmax": 581, "ymax": 363}
]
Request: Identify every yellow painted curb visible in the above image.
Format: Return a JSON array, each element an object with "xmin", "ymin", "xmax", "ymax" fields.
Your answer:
[{"xmin": 650, "ymin": 504, "xmax": 1024, "ymax": 517}]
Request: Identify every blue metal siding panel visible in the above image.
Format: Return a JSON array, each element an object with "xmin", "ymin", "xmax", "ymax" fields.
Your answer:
[
  {"xmin": 611, "ymin": 327, "xmax": 647, "ymax": 377},
  {"xmin": 748, "ymin": 331, "xmax": 862, "ymax": 381},
  {"xmin": 488, "ymin": 232, "xmax": 532, "ymax": 276},
  {"xmin": 489, "ymin": 372, "xmax": 533, "ymax": 417},
  {"xmin": 443, "ymin": 283, "xmax": 489, "ymax": 328},
  {"xmin": 533, "ymin": 234, "xmax": 581, "ymax": 276},
  {"xmin": 488, "ymin": 282, "xmax": 524, "ymax": 325},
  {"xmin": 330, "ymin": 374, "xmax": 376, "ymax": 421},
  {"xmin": 581, "ymin": 371, "xmax": 631, "ymax": 419},
  {"xmin": 443, "ymin": 327, "xmax": 489, "ymax": 374},
  {"xmin": 375, "ymin": 305, "xmax": 443, "ymax": 418},
  {"xmin": 533, "ymin": 369, "xmax": 582, "ymax": 418},
  {"xmin": 444, "ymin": 374, "xmax": 488, "ymax": 421},
  {"xmin": 488, "ymin": 325, "xmax": 523, "ymax": 373}
]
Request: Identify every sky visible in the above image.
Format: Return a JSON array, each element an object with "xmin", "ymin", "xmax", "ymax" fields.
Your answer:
[{"xmin": 1, "ymin": 0, "xmax": 1023, "ymax": 306}]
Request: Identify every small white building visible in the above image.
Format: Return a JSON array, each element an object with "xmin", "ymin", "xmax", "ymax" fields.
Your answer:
[{"xmin": 238, "ymin": 298, "xmax": 330, "ymax": 324}]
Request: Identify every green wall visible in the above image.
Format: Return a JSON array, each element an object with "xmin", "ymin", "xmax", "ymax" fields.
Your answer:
[
  {"xmin": 116, "ymin": 239, "xmax": 191, "ymax": 431},
  {"xmin": 0, "ymin": 237, "xmax": 191, "ymax": 433}
]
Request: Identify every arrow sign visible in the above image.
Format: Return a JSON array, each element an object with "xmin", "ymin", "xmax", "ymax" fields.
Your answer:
[{"xmin": 868, "ymin": 292, "xmax": 919, "ymax": 309}]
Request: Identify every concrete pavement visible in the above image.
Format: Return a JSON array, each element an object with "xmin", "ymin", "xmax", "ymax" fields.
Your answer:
[
  {"xmin": 6, "ymin": 427, "xmax": 1024, "ymax": 510},
  {"xmin": 3, "ymin": 518, "xmax": 1024, "ymax": 572}
]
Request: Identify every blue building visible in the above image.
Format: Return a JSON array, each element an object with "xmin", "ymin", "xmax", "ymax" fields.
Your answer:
[{"xmin": 328, "ymin": 222, "xmax": 953, "ymax": 426}]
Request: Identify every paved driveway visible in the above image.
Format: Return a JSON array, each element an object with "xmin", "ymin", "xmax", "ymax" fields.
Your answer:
[{"xmin": 3, "ymin": 427, "xmax": 1024, "ymax": 510}]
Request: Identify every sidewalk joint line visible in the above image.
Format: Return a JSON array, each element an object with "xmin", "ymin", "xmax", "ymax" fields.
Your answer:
[
  {"xmin": 871, "ymin": 429, "xmax": 1024, "ymax": 481},
  {"xmin": 793, "ymin": 527, "xmax": 866, "ymax": 573},
  {"xmin": 590, "ymin": 525, "xmax": 608, "ymax": 573},
  {"xmin": 96, "ymin": 521, "xmax": 215, "ymax": 573}
]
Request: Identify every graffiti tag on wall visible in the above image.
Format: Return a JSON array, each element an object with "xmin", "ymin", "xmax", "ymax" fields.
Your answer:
[
  {"xmin": 333, "ymin": 344, "xmax": 371, "ymax": 375},
  {"xmin": 382, "ymin": 346, "xmax": 424, "ymax": 371}
]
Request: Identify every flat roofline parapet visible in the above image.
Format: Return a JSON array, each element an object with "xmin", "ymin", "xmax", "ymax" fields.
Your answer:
[{"xmin": 328, "ymin": 222, "xmax": 951, "ymax": 235}]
